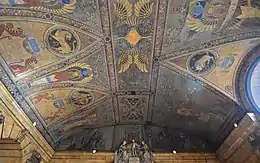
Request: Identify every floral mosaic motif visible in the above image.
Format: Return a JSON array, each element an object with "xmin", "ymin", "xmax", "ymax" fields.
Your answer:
[
  {"xmin": 44, "ymin": 26, "xmax": 80, "ymax": 57},
  {"xmin": 187, "ymin": 51, "xmax": 218, "ymax": 75}
]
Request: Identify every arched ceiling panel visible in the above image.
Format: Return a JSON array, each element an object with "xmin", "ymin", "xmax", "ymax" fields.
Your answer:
[
  {"xmin": 153, "ymin": 65, "xmax": 244, "ymax": 143},
  {"xmin": 28, "ymin": 88, "xmax": 108, "ymax": 126},
  {"xmin": 166, "ymin": 38, "xmax": 259, "ymax": 100},
  {"xmin": 0, "ymin": 0, "xmax": 259, "ymax": 152}
]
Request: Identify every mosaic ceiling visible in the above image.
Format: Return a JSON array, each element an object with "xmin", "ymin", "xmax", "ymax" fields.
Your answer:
[{"xmin": 0, "ymin": 0, "xmax": 260, "ymax": 152}]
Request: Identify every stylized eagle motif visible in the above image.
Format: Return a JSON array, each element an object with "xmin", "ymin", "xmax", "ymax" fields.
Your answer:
[
  {"xmin": 118, "ymin": 49, "xmax": 149, "ymax": 73},
  {"xmin": 113, "ymin": 0, "xmax": 132, "ymax": 19},
  {"xmin": 133, "ymin": 53, "xmax": 148, "ymax": 72},
  {"xmin": 29, "ymin": 0, "xmax": 77, "ymax": 15},
  {"xmin": 113, "ymin": 0, "xmax": 153, "ymax": 20},
  {"xmin": 118, "ymin": 52, "xmax": 133, "ymax": 73},
  {"xmin": 186, "ymin": 0, "xmax": 226, "ymax": 32},
  {"xmin": 114, "ymin": 0, "xmax": 152, "ymax": 73},
  {"xmin": 134, "ymin": 0, "xmax": 153, "ymax": 19}
]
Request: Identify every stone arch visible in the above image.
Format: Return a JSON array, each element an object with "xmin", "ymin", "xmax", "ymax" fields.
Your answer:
[{"xmin": 235, "ymin": 44, "xmax": 260, "ymax": 112}]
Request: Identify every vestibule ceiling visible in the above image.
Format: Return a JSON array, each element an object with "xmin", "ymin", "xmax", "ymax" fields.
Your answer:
[{"xmin": 0, "ymin": 0, "xmax": 259, "ymax": 152}]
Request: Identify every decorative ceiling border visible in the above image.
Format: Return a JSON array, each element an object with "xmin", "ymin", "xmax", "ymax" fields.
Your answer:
[
  {"xmin": 148, "ymin": 0, "xmax": 169, "ymax": 122},
  {"xmin": 99, "ymin": 0, "xmax": 117, "ymax": 92},
  {"xmin": 99, "ymin": 0, "xmax": 118, "ymax": 126},
  {"xmin": 113, "ymin": 91, "xmax": 154, "ymax": 96},
  {"xmin": 0, "ymin": 8, "xmax": 104, "ymax": 38},
  {"xmin": 161, "ymin": 30, "xmax": 260, "ymax": 60},
  {"xmin": 23, "ymin": 82, "xmax": 110, "ymax": 96}
]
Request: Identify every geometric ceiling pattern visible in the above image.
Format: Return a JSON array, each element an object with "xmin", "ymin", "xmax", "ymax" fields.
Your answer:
[{"xmin": 0, "ymin": 0, "xmax": 259, "ymax": 153}]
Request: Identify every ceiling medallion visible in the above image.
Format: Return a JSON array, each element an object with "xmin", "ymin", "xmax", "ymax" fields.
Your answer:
[
  {"xmin": 44, "ymin": 26, "xmax": 80, "ymax": 58},
  {"xmin": 187, "ymin": 51, "xmax": 218, "ymax": 75},
  {"xmin": 68, "ymin": 90, "xmax": 93, "ymax": 107},
  {"xmin": 114, "ymin": 0, "xmax": 153, "ymax": 73}
]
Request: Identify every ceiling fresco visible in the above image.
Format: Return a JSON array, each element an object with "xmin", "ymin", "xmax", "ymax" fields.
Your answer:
[{"xmin": 0, "ymin": 0, "xmax": 260, "ymax": 152}]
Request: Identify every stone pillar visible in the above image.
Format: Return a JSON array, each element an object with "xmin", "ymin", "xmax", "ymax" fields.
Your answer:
[{"xmin": 217, "ymin": 113, "xmax": 260, "ymax": 163}]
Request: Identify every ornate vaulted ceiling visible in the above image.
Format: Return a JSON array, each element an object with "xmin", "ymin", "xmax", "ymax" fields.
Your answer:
[{"xmin": 0, "ymin": 0, "xmax": 259, "ymax": 153}]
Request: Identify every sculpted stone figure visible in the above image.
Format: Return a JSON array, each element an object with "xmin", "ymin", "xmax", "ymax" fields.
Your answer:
[
  {"xmin": 114, "ymin": 140, "xmax": 153, "ymax": 163},
  {"xmin": 131, "ymin": 139, "xmax": 139, "ymax": 157},
  {"xmin": 114, "ymin": 140, "xmax": 129, "ymax": 163},
  {"xmin": 141, "ymin": 141, "xmax": 153, "ymax": 163},
  {"xmin": 120, "ymin": 140, "xmax": 128, "ymax": 161},
  {"xmin": 249, "ymin": 129, "xmax": 260, "ymax": 157}
]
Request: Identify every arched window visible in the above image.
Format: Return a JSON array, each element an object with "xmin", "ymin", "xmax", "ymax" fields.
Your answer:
[{"xmin": 246, "ymin": 57, "xmax": 260, "ymax": 111}]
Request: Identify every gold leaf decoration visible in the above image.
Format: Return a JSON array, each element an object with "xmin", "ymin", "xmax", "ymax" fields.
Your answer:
[
  {"xmin": 134, "ymin": 0, "xmax": 153, "ymax": 19},
  {"xmin": 118, "ymin": 53, "xmax": 133, "ymax": 73},
  {"xmin": 186, "ymin": 15, "xmax": 218, "ymax": 32},
  {"xmin": 63, "ymin": 63, "xmax": 94, "ymax": 83},
  {"xmin": 226, "ymin": 19, "xmax": 242, "ymax": 30},
  {"xmin": 113, "ymin": 0, "xmax": 133, "ymax": 20},
  {"xmin": 30, "ymin": 0, "xmax": 77, "ymax": 15},
  {"xmin": 237, "ymin": 6, "xmax": 260, "ymax": 19},
  {"xmin": 134, "ymin": 54, "xmax": 148, "ymax": 72}
]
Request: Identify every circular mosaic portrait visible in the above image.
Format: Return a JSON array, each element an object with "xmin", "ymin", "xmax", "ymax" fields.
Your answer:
[
  {"xmin": 187, "ymin": 51, "xmax": 218, "ymax": 75},
  {"xmin": 246, "ymin": 57, "xmax": 260, "ymax": 111},
  {"xmin": 68, "ymin": 90, "xmax": 93, "ymax": 107},
  {"xmin": 44, "ymin": 26, "xmax": 80, "ymax": 57}
]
